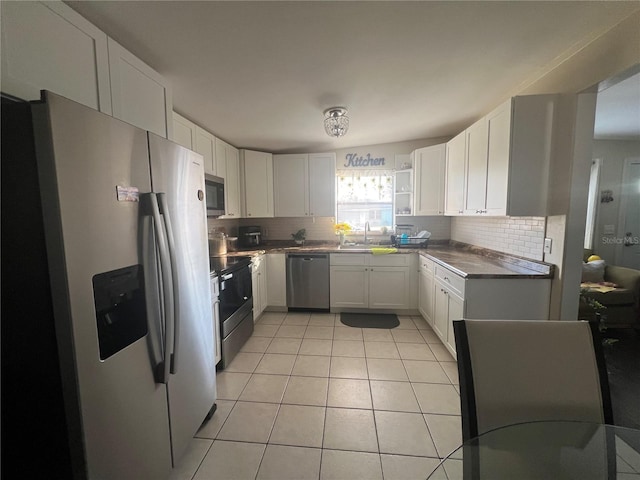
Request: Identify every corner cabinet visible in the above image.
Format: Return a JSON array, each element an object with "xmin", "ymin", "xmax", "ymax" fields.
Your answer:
[
  {"xmin": 107, "ymin": 38, "xmax": 172, "ymax": 139},
  {"xmin": 273, "ymin": 153, "xmax": 336, "ymax": 217},
  {"xmin": 413, "ymin": 144, "xmax": 446, "ymax": 216},
  {"xmin": 215, "ymin": 139, "xmax": 241, "ymax": 217},
  {"xmin": 240, "ymin": 150, "xmax": 274, "ymax": 218}
]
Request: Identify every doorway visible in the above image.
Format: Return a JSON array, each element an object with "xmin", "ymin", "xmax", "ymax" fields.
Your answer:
[
  {"xmin": 618, "ymin": 158, "xmax": 640, "ymax": 269},
  {"xmin": 589, "ymin": 67, "xmax": 640, "ymax": 267}
]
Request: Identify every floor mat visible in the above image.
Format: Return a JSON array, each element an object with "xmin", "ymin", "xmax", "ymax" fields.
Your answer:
[{"xmin": 340, "ymin": 312, "xmax": 399, "ymax": 329}]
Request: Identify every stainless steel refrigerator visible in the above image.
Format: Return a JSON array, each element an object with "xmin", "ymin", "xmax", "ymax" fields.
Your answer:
[{"xmin": 1, "ymin": 91, "xmax": 216, "ymax": 479}]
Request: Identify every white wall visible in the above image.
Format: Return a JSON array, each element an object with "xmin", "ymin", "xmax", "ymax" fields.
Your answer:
[{"xmin": 592, "ymin": 139, "xmax": 640, "ymax": 261}]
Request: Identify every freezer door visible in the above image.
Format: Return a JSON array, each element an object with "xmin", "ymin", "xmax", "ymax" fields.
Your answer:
[
  {"xmin": 148, "ymin": 133, "xmax": 217, "ymax": 464},
  {"xmin": 32, "ymin": 92, "xmax": 172, "ymax": 479}
]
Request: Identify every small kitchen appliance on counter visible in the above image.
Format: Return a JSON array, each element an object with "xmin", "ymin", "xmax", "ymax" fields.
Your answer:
[
  {"xmin": 238, "ymin": 225, "xmax": 262, "ymax": 248},
  {"xmin": 208, "ymin": 231, "xmax": 227, "ymax": 255}
]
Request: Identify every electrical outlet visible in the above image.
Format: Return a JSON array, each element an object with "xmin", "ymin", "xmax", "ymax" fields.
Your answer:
[{"xmin": 544, "ymin": 238, "xmax": 552, "ymax": 254}]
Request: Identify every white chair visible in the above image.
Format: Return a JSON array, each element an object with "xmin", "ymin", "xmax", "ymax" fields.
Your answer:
[
  {"xmin": 452, "ymin": 319, "xmax": 615, "ymax": 480},
  {"xmin": 453, "ymin": 319, "xmax": 613, "ymax": 441}
]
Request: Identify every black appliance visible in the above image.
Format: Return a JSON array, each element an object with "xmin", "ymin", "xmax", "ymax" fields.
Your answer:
[
  {"xmin": 210, "ymin": 256, "xmax": 253, "ymax": 368},
  {"xmin": 238, "ymin": 226, "xmax": 262, "ymax": 248},
  {"xmin": 205, "ymin": 174, "xmax": 225, "ymax": 217}
]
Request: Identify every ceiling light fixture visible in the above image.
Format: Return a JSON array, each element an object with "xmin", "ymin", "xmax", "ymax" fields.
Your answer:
[{"xmin": 324, "ymin": 107, "xmax": 349, "ymax": 138}]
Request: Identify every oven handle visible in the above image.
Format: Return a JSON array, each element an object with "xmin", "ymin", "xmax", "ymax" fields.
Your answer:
[
  {"xmin": 158, "ymin": 193, "xmax": 180, "ymax": 375},
  {"xmin": 222, "ymin": 273, "xmax": 233, "ymax": 281},
  {"xmin": 147, "ymin": 193, "xmax": 174, "ymax": 384}
]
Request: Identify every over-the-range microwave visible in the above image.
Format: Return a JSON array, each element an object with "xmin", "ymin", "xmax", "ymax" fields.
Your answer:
[{"xmin": 205, "ymin": 174, "xmax": 225, "ymax": 217}]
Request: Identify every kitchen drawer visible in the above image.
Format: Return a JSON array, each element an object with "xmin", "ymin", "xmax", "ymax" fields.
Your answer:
[
  {"xmin": 330, "ymin": 253, "xmax": 367, "ymax": 266},
  {"xmin": 418, "ymin": 255, "xmax": 435, "ymax": 274},
  {"xmin": 435, "ymin": 265, "xmax": 465, "ymax": 297},
  {"xmin": 369, "ymin": 253, "xmax": 413, "ymax": 267}
]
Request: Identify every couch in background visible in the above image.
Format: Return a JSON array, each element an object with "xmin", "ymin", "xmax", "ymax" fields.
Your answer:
[{"xmin": 580, "ymin": 250, "xmax": 640, "ymax": 329}]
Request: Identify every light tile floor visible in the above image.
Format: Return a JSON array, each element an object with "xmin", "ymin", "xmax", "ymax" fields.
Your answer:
[{"xmin": 170, "ymin": 312, "xmax": 461, "ymax": 480}]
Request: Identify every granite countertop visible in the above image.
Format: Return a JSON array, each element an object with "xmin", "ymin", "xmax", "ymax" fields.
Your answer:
[
  {"xmin": 219, "ymin": 241, "xmax": 553, "ymax": 279},
  {"xmin": 419, "ymin": 245, "xmax": 553, "ymax": 279}
]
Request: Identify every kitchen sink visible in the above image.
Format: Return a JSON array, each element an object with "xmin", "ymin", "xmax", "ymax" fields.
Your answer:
[{"xmin": 338, "ymin": 244, "xmax": 372, "ymax": 251}]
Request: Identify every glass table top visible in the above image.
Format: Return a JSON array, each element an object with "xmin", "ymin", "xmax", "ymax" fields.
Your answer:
[{"xmin": 427, "ymin": 421, "xmax": 640, "ymax": 480}]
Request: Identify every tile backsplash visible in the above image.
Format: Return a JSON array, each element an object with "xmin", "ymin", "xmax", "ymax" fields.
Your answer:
[
  {"xmin": 209, "ymin": 215, "xmax": 545, "ymax": 260},
  {"xmin": 451, "ymin": 216, "xmax": 545, "ymax": 260},
  {"xmin": 208, "ymin": 215, "xmax": 452, "ymax": 242}
]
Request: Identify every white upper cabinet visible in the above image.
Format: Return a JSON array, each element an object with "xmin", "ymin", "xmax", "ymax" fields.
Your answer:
[
  {"xmin": 273, "ymin": 153, "xmax": 336, "ymax": 217},
  {"xmin": 494, "ymin": 95, "xmax": 556, "ymax": 217},
  {"xmin": 215, "ymin": 138, "xmax": 240, "ymax": 217},
  {"xmin": 108, "ymin": 38, "xmax": 172, "ymax": 139},
  {"xmin": 308, "ymin": 153, "xmax": 336, "ymax": 217},
  {"xmin": 1, "ymin": 1, "xmax": 111, "ymax": 112},
  {"xmin": 194, "ymin": 127, "xmax": 217, "ymax": 176},
  {"xmin": 413, "ymin": 144, "xmax": 446, "ymax": 216},
  {"xmin": 464, "ymin": 117, "xmax": 489, "ymax": 214},
  {"xmin": 274, "ymin": 154, "xmax": 308, "ymax": 217},
  {"xmin": 445, "ymin": 95, "xmax": 556, "ymax": 217},
  {"xmin": 1, "ymin": 2, "xmax": 172, "ymax": 138},
  {"xmin": 172, "ymin": 112, "xmax": 197, "ymax": 149},
  {"xmin": 444, "ymin": 131, "xmax": 466, "ymax": 215},
  {"xmin": 241, "ymin": 150, "xmax": 274, "ymax": 218}
]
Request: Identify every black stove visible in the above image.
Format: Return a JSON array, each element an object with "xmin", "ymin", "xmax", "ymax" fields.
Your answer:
[
  {"xmin": 209, "ymin": 254, "xmax": 254, "ymax": 369},
  {"xmin": 209, "ymin": 255, "xmax": 252, "ymax": 275}
]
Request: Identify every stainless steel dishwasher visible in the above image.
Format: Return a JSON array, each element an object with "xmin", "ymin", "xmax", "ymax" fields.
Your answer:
[{"xmin": 286, "ymin": 254, "xmax": 330, "ymax": 309}]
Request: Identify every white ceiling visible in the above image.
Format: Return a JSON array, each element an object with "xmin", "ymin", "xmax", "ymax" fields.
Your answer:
[{"xmin": 65, "ymin": 1, "xmax": 640, "ymax": 153}]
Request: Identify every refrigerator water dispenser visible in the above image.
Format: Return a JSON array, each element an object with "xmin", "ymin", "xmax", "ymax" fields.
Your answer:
[{"xmin": 93, "ymin": 265, "xmax": 148, "ymax": 360}]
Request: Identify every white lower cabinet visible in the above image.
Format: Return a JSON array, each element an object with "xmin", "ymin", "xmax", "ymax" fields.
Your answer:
[
  {"xmin": 419, "ymin": 254, "xmax": 551, "ymax": 359},
  {"xmin": 251, "ymin": 255, "xmax": 268, "ymax": 321},
  {"xmin": 330, "ymin": 254, "xmax": 415, "ymax": 310},
  {"xmin": 418, "ymin": 259, "xmax": 435, "ymax": 326},
  {"xmin": 434, "ymin": 280, "xmax": 464, "ymax": 355},
  {"xmin": 266, "ymin": 253, "xmax": 286, "ymax": 309},
  {"xmin": 330, "ymin": 265, "xmax": 369, "ymax": 308}
]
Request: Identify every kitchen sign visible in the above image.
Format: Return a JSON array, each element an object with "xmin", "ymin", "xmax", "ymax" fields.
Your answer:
[{"xmin": 343, "ymin": 153, "xmax": 386, "ymax": 168}]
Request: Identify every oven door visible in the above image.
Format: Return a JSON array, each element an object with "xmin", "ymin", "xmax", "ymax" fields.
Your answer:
[{"xmin": 219, "ymin": 263, "xmax": 252, "ymax": 326}]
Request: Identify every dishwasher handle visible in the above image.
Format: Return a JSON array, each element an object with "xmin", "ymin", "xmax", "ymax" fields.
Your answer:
[{"xmin": 287, "ymin": 254, "xmax": 328, "ymax": 260}]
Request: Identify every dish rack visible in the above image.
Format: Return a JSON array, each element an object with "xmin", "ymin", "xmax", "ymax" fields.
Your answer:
[{"xmin": 393, "ymin": 236, "xmax": 429, "ymax": 248}]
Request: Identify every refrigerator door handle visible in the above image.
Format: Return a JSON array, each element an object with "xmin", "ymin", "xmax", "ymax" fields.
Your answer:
[
  {"xmin": 157, "ymin": 193, "xmax": 180, "ymax": 375},
  {"xmin": 148, "ymin": 193, "xmax": 175, "ymax": 384}
]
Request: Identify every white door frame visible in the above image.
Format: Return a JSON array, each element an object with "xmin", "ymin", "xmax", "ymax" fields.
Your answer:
[{"xmin": 616, "ymin": 157, "xmax": 640, "ymax": 266}]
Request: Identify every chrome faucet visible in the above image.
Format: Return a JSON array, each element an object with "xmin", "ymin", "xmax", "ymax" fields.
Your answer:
[{"xmin": 364, "ymin": 221, "xmax": 370, "ymax": 244}]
